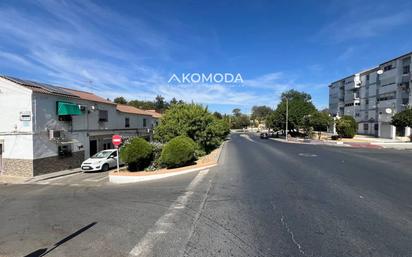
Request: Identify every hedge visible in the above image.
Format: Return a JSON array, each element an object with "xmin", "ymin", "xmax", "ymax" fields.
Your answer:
[
  {"xmin": 120, "ymin": 137, "xmax": 153, "ymax": 171},
  {"xmin": 160, "ymin": 135, "xmax": 197, "ymax": 168}
]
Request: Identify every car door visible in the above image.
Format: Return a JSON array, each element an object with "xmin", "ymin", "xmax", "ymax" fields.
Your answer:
[{"xmin": 107, "ymin": 151, "xmax": 117, "ymax": 168}]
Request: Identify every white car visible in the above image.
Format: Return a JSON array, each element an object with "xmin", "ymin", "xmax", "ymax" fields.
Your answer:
[{"xmin": 81, "ymin": 149, "xmax": 121, "ymax": 172}]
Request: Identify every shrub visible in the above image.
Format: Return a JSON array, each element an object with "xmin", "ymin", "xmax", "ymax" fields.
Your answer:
[
  {"xmin": 154, "ymin": 103, "xmax": 229, "ymax": 153},
  {"xmin": 145, "ymin": 142, "xmax": 164, "ymax": 171},
  {"xmin": 120, "ymin": 137, "xmax": 153, "ymax": 171},
  {"xmin": 331, "ymin": 135, "xmax": 340, "ymax": 140},
  {"xmin": 160, "ymin": 136, "xmax": 197, "ymax": 168},
  {"xmin": 336, "ymin": 116, "xmax": 357, "ymax": 138}
]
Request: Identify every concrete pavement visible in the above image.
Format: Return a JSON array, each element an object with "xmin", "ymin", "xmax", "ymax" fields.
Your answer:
[{"xmin": 1, "ymin": 133, "xmax": 412, "ymax": 257}]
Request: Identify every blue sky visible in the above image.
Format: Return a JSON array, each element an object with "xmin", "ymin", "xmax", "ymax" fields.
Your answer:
[{"xmin": 1, "ymin": 0, "xmax": 412, "ymax": 114}]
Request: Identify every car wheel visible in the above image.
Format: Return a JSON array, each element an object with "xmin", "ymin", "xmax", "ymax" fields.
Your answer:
[{"xmin": 101, "ymin": 164, "xmax": 109, "ymax": 172}]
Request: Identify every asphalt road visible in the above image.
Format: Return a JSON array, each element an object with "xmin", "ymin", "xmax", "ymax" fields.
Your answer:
[{"xmin": 1, "ymin": 133, "xmax": 412, "ymax": 257}]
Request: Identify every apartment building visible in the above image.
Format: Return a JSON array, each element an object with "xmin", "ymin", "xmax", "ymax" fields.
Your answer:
[
  {"xmin": 0, "ymin": 76, "xmax": 161, "ymax": 177},
  {"xmin": 329, "ymin": 52, "xmax": 412, "ymax": 139}
]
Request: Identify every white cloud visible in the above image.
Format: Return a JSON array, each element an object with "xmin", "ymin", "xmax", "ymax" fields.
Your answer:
[
  {"xmin": 0, "ymin": 1, "xmax": 320, "ymax": 112},
  {"xmin": 319, "ymin": 10, "xmax": 411, "ymax": 42}
]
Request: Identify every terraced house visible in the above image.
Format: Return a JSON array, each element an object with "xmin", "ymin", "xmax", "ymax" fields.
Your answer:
[
  {"xmin": 0, "ymin": 76, "xmax": 161, "ymax": 177},
  {"xmin": 329, "ymin": 52, "xmax": 412, "ymax": 139}
]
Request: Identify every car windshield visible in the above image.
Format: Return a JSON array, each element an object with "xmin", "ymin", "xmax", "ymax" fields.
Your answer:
[{"xmin": 91, "ymin": 151, "xmax": 113, "ymax": 159}]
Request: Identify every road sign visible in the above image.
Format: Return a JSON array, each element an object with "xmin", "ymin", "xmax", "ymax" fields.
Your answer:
[
  {"xmin": 112, "ymin": 135, "xmax": 122, "ymax": 147},
  {"xmin": 112, "ymin": 135, "xmax": 122, "ymax": 173}
]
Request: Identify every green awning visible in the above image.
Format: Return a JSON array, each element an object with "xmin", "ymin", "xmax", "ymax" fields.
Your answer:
[{"xmin": 57, "ymin": 101, "xmax": 82, "ymax": 115}]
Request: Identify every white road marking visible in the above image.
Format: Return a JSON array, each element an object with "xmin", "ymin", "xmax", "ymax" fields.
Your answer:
[
  {"xmin": 240, "ymin": 134, "xmax": 255, "ymax": 142},
  {"xmin": 298, "ymin": 153, "xmax": 318, "ymax": 157},
  {"xmin": 128, "ymin": 169, "xmax": 210, "ymax": 257}
]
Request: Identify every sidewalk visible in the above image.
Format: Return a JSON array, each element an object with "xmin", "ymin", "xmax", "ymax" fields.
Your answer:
[
  {"xmin": 270, "ymin": 137, "xmax": 412, "ymax": 150},
  {"xmin": 0, "ymin": 168, "xmax": 82, "ymax": 185}
]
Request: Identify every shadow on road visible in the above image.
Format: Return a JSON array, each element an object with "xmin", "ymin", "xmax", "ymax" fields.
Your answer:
[{"xmin": 23, "ymin": 222, "xmax": 97, "ymax": 257}]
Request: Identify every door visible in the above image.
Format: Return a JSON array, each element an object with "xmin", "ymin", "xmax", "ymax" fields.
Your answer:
[
  {"xmin": 106, "ymin": 151, "xmax": 117, "ymax": 168},
  {"xmin": 0, "ymin": 144, "xmax": 3, "ymax": 172},
  {"xmin": 89, "ymin": 140, "xmax": 97, "ymax": 157}
]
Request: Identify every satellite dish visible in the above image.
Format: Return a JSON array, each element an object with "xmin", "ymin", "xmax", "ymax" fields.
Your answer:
[
  {"xmin": 385, "ymin": 108, "xmax": 392, "ymax": 114},
  {"xmin": 377, "ymin": 70, "xmax": 384, "ymax": 75}
]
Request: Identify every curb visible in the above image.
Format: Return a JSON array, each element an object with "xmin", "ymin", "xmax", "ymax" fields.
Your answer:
[
  {"xmin": 109, "ymin": 163, "xmax": 217, "ymax": 184},
  {"xmin": 109, "ymin": 143, "xmax": 225, "ymax": 184},
  {"xmin": 269, "ymin": 138, "xmax": 347, "ymax": 147},
  {"xmin": 24, "ymin": 169, "xmax": 83, "ymax": 184}
]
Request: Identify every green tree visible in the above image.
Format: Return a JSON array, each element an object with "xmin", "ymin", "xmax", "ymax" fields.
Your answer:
[
  {"xmin": 336, "ymin": 115, "xmax": 357, "ymax": 138},
  {"xmin": 154, "ymin": 103, "xmax": 227, "ymax": 153},
  {"xmin": 128, "ymin": 100, "xmax": 156, "ymax": 110},
  {"xmin": 274, "ymin": 90, "xmax": 317, "ymax": 132},
  {"xmin": 251, "ymin": 105, "xmax": 272, "ymax": 123},
  {"xmin": 391, "ymin": 108, "xmax": 412, "ymax": 140},
  {"xmin": 170, "ymin": 97, "xmax": 178, "ymax": 105},
  {"xmin": 265, "ymin": 110, "xmax": 283, "ymax": 131},
  {"xmin": 232, "ymin": 108, "xmax": 241, "ymax": 117},
  {"xmin": 231, "ymin": 114, "xmax": 250, "ymax": 129},
  {"xmin": 213, "ymin": 111, "xmax": 223, "ymax": 119},
  {"xmin": 113, "ymin": 96, "xmax": 127, "ymax": 104},
  {"xmin": 391, "ymin": 108, "xmax": 412, "ymax": 128},
  {"xmin": 302, "ymin": 111, "xmax": 333, "ymax": 139}
]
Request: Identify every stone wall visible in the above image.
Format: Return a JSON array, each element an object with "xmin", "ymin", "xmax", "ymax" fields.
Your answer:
[
  {"xmin": 1, "ymin": 159, "xmax": 34, "ymax": 177},
  {"xmin": 33, "ymin": 151, "xmax": 84, "ymax": 176}
]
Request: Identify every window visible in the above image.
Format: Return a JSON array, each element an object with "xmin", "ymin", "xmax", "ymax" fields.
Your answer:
[
  {"xmin": 374, "ymin": 123, "xmax": 379, "ymax": 130},
  {"xmin": 403, "ymin": 65, "xmax": 410, "ymax": 74},
  {"xmin": 58, "ymin": 145, "xmax": 72, "ymax": 158},
  {"xmin": 355, "ymin": 102, "xmax": 360, "ymax": 106},
  {"xmin": 377, "ymin": 92, "xmax": 396, "ymax": 102},
  {"xmin": 143, "ymin": 118, "xmax": 147, "ymax": 128},
  {"xmin": 355, "ymin": 113, "xmax": 360, "ymax": 117},
  {"xmin": 366, "ymin": 74, "xmax": 370, "ymax": 81},
  {"xmin": 365, "ymin": 99, "xmax": 369, "ymax": 105},
  {"xmin": 363, "ymin": 124, "xmax": 369, "ymax": 131},
  {"xmin": 125, "ymin": 117, "xmax": 130, "ymax": 128},
  {"xmin": 99, "ymin": 110, "xmax": 108, "ymax": 122},
  {"xmin": 383, "ymin": 65, "xmax": 392, "ymax": 71}
]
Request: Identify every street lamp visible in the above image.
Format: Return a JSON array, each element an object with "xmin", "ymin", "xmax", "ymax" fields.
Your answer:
[{"xmin": 283, "ymin": 97, "xmax": 289, "ymax": 141}]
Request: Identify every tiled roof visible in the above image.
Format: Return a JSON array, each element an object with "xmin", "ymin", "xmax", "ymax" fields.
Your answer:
[
  {"xmin": 145, "ymin": 109, "xmax": 162, "ymax": 118},
  {"xmin": 61, "ymin": 88, "xmax": 115, "ymax": 105},
  {"xmin": 116, "ymin": 104, "xmax": 153, "ymax": 116}
]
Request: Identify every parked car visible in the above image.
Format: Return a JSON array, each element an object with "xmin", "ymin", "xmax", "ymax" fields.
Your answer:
[
  {"xmin": 260, "ymin": 132, "xmax": 269, "ymax": 139},
  {"xmin": 81, "ymin": 149, "xmax": 122, "ymax": 172}
]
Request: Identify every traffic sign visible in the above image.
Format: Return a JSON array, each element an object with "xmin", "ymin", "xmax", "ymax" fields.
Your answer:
[
  {"xmin": 112, "ymin": 135, "xmax": 122, "ymax": 173},
  {"xmin": 112, "ymin": 135, "xmax": 122, "ymax": 147}
]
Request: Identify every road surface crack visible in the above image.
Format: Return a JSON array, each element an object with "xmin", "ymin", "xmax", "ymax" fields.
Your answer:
[{"xmin": 280, "ymin": 215, "xmax": 306, "ymax": 256}]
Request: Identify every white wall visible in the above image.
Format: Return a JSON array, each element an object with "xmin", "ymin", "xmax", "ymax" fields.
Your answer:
[
  {"xmin": 32, "ymin": 93, "xmax": 157, "ymax": 160},
  {"xmin": 0, "ymin": 78, "xmax": 33, "ymax": 133},
  {"xmin": 0, "ymin": 78, "xmax": 34, "ymax": 159},
  {"xmin": 0, "ymin": 135, "xmax": 33, "ymax": 159}
]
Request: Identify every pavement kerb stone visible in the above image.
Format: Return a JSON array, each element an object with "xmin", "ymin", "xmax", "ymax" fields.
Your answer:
[{"xmin": 109, "ymin": 142, "xmax": 225, "ymax": 184}]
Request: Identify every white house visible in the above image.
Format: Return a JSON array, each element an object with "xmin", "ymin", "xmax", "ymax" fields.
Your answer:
[{"xmin": 0, "ymin": 76, "xmax": 161, "ymax": 177}]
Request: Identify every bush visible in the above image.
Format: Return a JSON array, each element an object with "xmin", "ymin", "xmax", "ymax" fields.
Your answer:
[
  {"xmin": 336, "ymin": 116, "xmax": 357, "ymax": 138},
  {"xmin": 160, "ymin": 136, "xmax": 197, "ymax": 168},
  {"xmin": 120, "ymin": 137, "xmax": 153, "ymax": 171},
  {"xmin": 331, "ymin": 135, "xmax": 340, "ymax": 140},
  {"xmin": 154, "ymin": 103, "xmax": 229, "ymax": 153},
  {"xmin": 145, "ymin": 142, "xmax": 164, "ymax": 171}
]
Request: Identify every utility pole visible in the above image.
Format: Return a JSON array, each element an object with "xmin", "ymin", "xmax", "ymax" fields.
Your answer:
[{"xmin": 285, "ymin": 97, "xmax": 288, "ymax": 141}]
